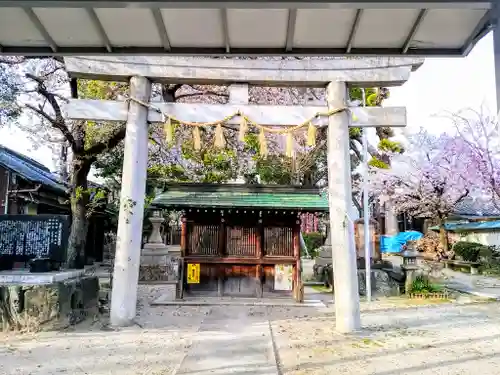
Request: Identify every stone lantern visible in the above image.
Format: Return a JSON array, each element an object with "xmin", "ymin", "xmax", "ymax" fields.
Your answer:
[
  {"xmin": 144, "ymin": 209, "xmax": 165, "ymax": 248},
  {"xmin": 402, "ymin": 248, "xmax": 418, "ymax": 267},
  {"xmin": 139, "ymin": 209, "xmax": 180, "ymax": 289},
  {"xmin": 401, "ymin": 246, "xmax": 419, "ymax": 294}
]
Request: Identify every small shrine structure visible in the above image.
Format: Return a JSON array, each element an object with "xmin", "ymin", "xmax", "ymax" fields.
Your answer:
[{"xmin": 149, "ymin": 183, "xmax": 329, "ymax": 300}]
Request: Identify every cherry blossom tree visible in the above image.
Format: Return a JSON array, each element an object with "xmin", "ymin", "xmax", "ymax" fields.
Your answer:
[
  {"xmin": 370, "ymin": 129, "xmax": 477, "ymax": 251},
  {"xmin": 449, "ymin": 108, "xmax": 500, "ymax": 210},
  {"xmin": 0, "ymin": 55, "xmax": 400, "ymax": 265}
]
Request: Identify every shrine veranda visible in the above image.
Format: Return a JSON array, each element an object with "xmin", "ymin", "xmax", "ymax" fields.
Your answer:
[{"xmin": 63, "ymin": 56, "xmax": 423, "ymax": 333}]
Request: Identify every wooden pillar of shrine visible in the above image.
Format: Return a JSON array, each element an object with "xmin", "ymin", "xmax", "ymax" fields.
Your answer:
[
  {"xmin": 293, "ymin": 218, "xmax": 303, "ymax": 302},
  {"xmin": 256, "ymin": 215, "xmax": 264, "ymax": 298},
  {"xmin": 180, "ymin": 216, "xmax": 187, "ymax": 257}
]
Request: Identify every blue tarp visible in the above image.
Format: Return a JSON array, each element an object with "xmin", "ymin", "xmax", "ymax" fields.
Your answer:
[{"xmin": 380, "ymin": 231, "xmax": 424, "ymax": 253}]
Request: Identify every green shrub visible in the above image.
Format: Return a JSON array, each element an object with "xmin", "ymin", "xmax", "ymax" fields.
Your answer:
[
  {"xmin": 453, "ymin": 241, "xmax": 487, "ymax": 262},
  {"xmin": 479, "ymin": 260, "xmax": 500, "ymax": 276},
  {"xmin": 302, "ymin": 232, "xmax": 324, "ymax": 258},
  {"xmin": 409, "ymin": 275, "xmax": 442, "ymax": 294}
]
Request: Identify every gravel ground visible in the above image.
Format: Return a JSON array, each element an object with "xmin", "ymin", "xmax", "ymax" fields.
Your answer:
[
  {"xmin": 1, "ymin": 286, "xmax": 500, "ymax": 375},
  {"xmin": 270, "ymin": 301, "xmax": 500, "ymax": 375},
  {"xmin": 0, "ymin": 286, "xmax": 209, "ymax": 375}
]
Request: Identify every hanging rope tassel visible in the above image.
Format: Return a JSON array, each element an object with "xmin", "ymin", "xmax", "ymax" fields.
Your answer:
[
  {"xmin": 352, "ymin": 112, "xmax": 359, "ymax": 123},
  {"xmin": 238, "ymin": 116, "xmax": 248, "ymax": 143},
  {"xmin": 214, "ymin": 123, "xmax": 226, "ymax": 148},
  {"xmin": 163, "ymin": 116, "xmax": 173, "ymax": 144},
  {"xmin": 306, "ymin": 121, "xmax": 317, "ymax": 147},
  {"xmin": 258, "ymin": 128, "xmax": 268, "ymax": 158},
  {"xmin": 192, "ymin": 126, "xmax": 202, "ymax": 150},
  {"xmin": 285, "ymin": 132, "xmax": 294, "ymax": 158}
]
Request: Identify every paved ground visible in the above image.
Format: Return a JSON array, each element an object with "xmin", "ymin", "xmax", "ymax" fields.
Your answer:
[
  {"xmin": 442, "ymin": 269, "xmax": 500, "ymax": 299},
  {"xmin": 1, "ymin": 284, "xmax": 500, "ymax": 375},
  {"xmin": 382, "ymin": 254, "xmax": 500, "ymax": 299}
]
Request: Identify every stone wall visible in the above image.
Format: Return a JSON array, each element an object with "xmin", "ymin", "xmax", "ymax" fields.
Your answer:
[
  {"xmin": 0, "ymin": 275, "xmax": 99, "ymax": 331},
  {"xmin": 317, "ymin": 265, "xmax": 402, "ymax": 297},
  {"xmin": 357, "ymin": 269, "xmax": 401, "ymax": 297}
]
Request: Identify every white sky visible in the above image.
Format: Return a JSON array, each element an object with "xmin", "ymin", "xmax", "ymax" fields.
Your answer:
[{"xmin": 0, "ymin": 31, "xmax": 496, "ymax": 175}]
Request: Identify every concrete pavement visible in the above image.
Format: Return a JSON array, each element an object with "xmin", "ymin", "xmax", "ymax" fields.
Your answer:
[
  {"xmin": 175, "ymin": 306, "xmax": 279, "ymax": 375},
  {"xmin": 442, "ymin": 269, "xmax": 500, "ymax": 300}
]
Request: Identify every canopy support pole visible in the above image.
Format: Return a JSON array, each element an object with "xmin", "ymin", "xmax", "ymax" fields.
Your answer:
[{"xmin": 494, "ymin": 3, "xmax": 500, "ymax": 115}]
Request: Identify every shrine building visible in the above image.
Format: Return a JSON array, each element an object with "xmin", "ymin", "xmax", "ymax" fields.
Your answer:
[{"xmin": 151, "ymin": 183, "xmax": 328, "ymax": 299}]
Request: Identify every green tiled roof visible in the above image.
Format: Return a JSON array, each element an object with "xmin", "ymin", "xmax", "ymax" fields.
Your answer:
[{"xmin": 151, "ymin": 183, "xmax": 328, "ymax": 212}]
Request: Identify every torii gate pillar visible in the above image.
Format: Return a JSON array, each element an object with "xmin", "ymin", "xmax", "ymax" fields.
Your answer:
[
  {"xmin": 110, "ymin": 76, "xmax": 151, "ymax": 326},
  {"xmin": 326, "ymin": 81, "xmax": 361, "ymax": 332}
]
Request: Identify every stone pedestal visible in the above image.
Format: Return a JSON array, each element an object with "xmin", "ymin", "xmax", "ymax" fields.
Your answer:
[
  {"xmin": 314, "ymin": 231, "xmax": 332, "ymax": 268},
  {"xmin": 313, "ymin": 231, "xmax": 332, "ymax": 284},
  {"xmin": 138, "ymin": 212, "xmax": 181, "ymax": 301},
  {"xmin": 139, "ymin": 246, "xmax": 180, "ymax": 283},
  {"xmin": 402, "ymin": 265, "xmax": 418, "ymax": 293}
]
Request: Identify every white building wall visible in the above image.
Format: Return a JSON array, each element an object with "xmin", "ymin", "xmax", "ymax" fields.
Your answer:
[{"xmin": 458, "ymin": 231, "xmax": 500, "ymax": 247}]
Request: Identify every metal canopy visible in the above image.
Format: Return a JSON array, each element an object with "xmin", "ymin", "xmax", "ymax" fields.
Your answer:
[{"xmin": 0, "ymin": 1, "xmax": 494, "ymax": 56}]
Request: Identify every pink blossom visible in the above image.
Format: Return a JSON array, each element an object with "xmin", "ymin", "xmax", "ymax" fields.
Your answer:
[{"xmin": 370, "ymin": 129, "xmax": 480, "ymax": 219}]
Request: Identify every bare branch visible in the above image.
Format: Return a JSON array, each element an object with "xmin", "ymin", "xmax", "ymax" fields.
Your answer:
[
  {"xmin": 84, "ymin": 126, "xmax": 126, "ymax": 156},
  {"xmin": 25, "ymin": 72, "xmax": 76, "ymax": 149},
  {"xmin": 24, "ymin": 103, "xmax": 57, "ymax": 125}
]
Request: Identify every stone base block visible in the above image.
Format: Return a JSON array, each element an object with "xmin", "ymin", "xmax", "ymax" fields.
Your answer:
[
  {"xmin": 138, "ymin": 281, "xmax": 178, "ymax": 302},
  {"xmin": 139, "ymin": 265, "xmax": 169, "ymax": 282},
  {"xmin": 0, "ymin": 275, "xmax": 99, "ymax": 331},
  {"xmin": 140, "ymin": 254, "xmax": 168, "ymax": 266},
  {"xmin": 139, "ymin": 256, "xmax": 180, "ymax": 282}
]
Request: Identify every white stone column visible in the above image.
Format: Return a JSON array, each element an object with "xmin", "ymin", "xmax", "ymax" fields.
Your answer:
[
  {"xmin": 384, "ymin": 200, "xmax": 399, "ymax": 236},
  {"xmin": 110, "ymin": 76, "xmax": 151, "ymax": 326},
  {"xmin": 326, "ymin": 81, "xmax": 361, "ymax": 333}
]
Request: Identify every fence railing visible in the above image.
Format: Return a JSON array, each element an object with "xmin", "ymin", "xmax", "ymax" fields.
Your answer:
[{"xmin": 164, "ymin": 225, "xmax": 182, "ymax": 246}]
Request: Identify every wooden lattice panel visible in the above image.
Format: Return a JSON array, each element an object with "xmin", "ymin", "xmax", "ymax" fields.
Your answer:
[
  {"xmin": 187, "ymin": 224, "xmax": 219, "ymax": 256},
  {"xmin": 226, "ymin": 226, "xmax": 258, "ymax": 257},
  {"xmin": 264, "ymin": 227, "xmax": 293, "ymax": 257}
]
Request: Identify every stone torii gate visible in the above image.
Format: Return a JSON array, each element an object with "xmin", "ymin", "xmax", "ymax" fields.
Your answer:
[{"xmin": 63, "ymin": 56, "xmax": 422, "ymax": 333}]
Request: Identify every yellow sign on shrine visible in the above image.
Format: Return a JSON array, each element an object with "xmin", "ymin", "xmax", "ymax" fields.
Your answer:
[{"xmin": 187, "ymin": 263, "xmax": 200, "ymax": 284}]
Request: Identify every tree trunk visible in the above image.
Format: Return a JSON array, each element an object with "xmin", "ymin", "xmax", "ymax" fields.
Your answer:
[
  {"xmin": 438, "ymin": 217, "xmax": 449, "ymax": 254},
  {"xmin": 65, "ymin": 156, "xmax": 92, "ymax": 269}
]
